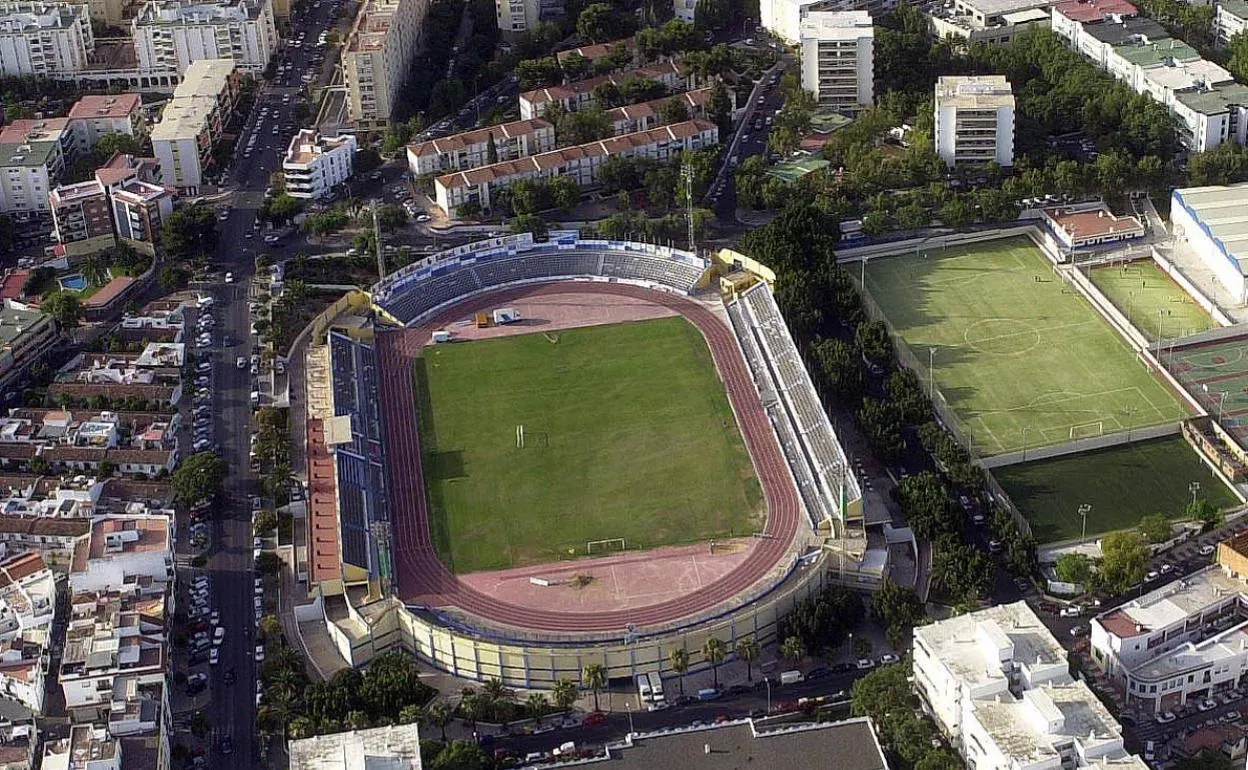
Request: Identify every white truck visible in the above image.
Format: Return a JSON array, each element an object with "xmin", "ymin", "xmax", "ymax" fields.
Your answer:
[
  {"xmin": 646, "ymin": 671, "xmax": 666, "ymax": 708},
  {"xmin": 492, "ymin": 307, "xmax": 521, "ymax": 325},
  {"xmin": 635, "ymin": 674, "xmax": 653, "ymax": 705}
]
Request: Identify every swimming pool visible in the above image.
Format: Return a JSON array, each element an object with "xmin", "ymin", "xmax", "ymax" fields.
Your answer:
[{"xmin": 58, "ymin": 274, "xmax": 87, "ymax": 291}]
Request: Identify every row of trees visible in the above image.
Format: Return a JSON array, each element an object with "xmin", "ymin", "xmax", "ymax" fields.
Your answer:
[
  {"xmin": 778, "ymin": 584, "xmax": 866, "ymax": 656},
  {"xmin": 852, "ymin": 662, "xmax": 961, "ymax": 770}
]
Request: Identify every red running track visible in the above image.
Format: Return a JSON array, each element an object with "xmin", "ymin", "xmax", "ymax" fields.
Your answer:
[{"xmin": 374, "ymin": 282, "xmax": 802, "ymax": 633}]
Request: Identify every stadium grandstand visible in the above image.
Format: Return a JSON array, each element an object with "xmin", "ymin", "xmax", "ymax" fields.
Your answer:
[
  {"xmin": 323, "ymin": 330, "xmax": 393, "ymax": 590},
  {"xmin": 728, "ymin": 282, "xmax": 864, "ymax": 531},
  {"xmin": 372, "ymin": 232, "xmax": 708, "ymax": 325}
]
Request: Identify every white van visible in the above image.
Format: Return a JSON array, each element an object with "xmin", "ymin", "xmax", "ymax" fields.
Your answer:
[{"xmin": 635, "ymin": 673, "xmax": 653, "ymax": 703}]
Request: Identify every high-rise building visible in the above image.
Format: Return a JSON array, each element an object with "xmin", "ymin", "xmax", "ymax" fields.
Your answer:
[
  {"xmin": 131, "ymin": 0, "xmax": 276, "ymax": 74},
  {"xmin": 49, "ymin": 180, "xmax": 114, "ymax": 256},
  {"xmin": 0, "ymin": 121, "xmax": 66, "ymax": 214},
  {"xmin": 495, "ymin": 0, "xmax": 536, "ymax": 33},
  {"xmin": 66, "ymin": 94, "xmax": 147, "ymax": 156},
  {"xmin": 0, "ymin": 2, "xmax": 94, "ymax": 77},
  {"xmin": 150, "ymin": 59, "xmax": 239, "ymax": 194},
  {"xmin": 282, "ymin": 129, "xmax": 357, "ymax": 200},
  {"xmin": 341, "ymin": 0, "xmax": 426, "ymax": 130},
  {"xmin": 799, "ymin": 10, "xmax": 874, "ymax": 115},
  {"xmin": 933, "ymin": 74, "xmax": 1015, "ymax": 167}
]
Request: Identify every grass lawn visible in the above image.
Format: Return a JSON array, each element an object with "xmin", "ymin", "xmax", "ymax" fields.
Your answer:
[
  {"xmin": 1089, "ymin": 259, "xmax": 1215, "ymax": 342},
  {"xmin": 415, "ymin": 317, "xmax": 763, "ymax": 574},
  {"xmin": 864, "ymin": 237, "xmax": 1190, "ymax": 455},
  {"xmin": 992, "ymin": 436, "xmax": 1239, "ymax": 544}
]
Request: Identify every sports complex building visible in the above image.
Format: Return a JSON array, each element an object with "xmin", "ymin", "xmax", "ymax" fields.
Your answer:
[{"xmin": 293, "ymin": 232, "xmax": 915, "ymax": 687}]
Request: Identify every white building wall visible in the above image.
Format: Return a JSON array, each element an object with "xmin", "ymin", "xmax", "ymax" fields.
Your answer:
[
  {"xmin": 0, "ymin": 163, "xmax": 53, "ymax": 214},
  {"xmin": 132, "ymin": 0, "xmax": 275, "ymax": 73},
  {"xmin": 152, "ymin": 135, "xmax": 202, "ymax": 191},
  {"xmin": 799, "ymin": 11, "xmax": 875, "ymax": 115},
  {"xmin": 1172, "ymin": 193, "xmax": 1248, "ymax": 302},
  {"xmin": 495, "ymin": 0, "xmax": 537, "ymax": 33},
  {"xmin": 0, "ymin": 3, "xmax": 93, "ymax": 76}
]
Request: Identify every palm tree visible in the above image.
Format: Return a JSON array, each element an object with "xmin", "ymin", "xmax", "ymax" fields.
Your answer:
[
  {"xmin": 526, "ymin": 693, "xmax": 550, "ymax": 723},
  {"xmin": 582, "ymin": 663, "xmax": 607, "ymax": 712},
  {"xmin": 422, "ymin": 701, "xmax": 455, "ymax": 742},
  {"xmin": 670, "ymin": 647, "xmax": 690, "ymax": 695},
  {"xmin": 702, "ymin": 637, "xmax": 727, "ymax": 689},
  {"xmin": 735, "ymin": 638, "xmax": 761, "ymax": 682},
  {"xmin": 399, "ymin": 704, "xmax": 423, "ymax": 724},
  {"xmin": 482, "ymin": 677, "xmax": 514, "ymax": 705},
  {"xmin": 289, "ymin": 716, "xmax": 316, "ymax": 740},
  {"xmin": 781, "ymin": 636, "xmax": 806, "ymax": 668},
  {"xmin": 551, "ymin": 678, "xmax": 579, "ymax": 712}
]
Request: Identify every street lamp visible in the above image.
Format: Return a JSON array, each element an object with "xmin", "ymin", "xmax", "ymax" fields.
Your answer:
[
  {"xmin": 1190, "ymin": 481, "xmax": 1201, "ymax": 508},
  {"xmin": 1218, "ymin": 392, "xmax": 1228, "ymax": 423},
  {"xmin": 1079, "ymin": 504, "xmax": 1092, "ymax": 544},
  {"xmin": 1127, "ymin": 290, "xmax": 1135, "ymax": 324},
  {"xmin": 929, "ymin": 347, "xmax": 936, "ymax": 400},
  {"xmin": 764, "ymin": 677, "xmax": 772, "ymax": 715},
  {"xmin": 1022, "ymin": 426, "xmax": 1030, "ymax": 462}
]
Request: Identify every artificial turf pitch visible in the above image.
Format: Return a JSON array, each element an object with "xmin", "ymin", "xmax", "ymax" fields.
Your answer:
[
  {"xmin": 864, "ymin": 237, "xmax": 1191, "ymax": 456},
  {"xmin": 1088, "ymin": 259, "xmax": 1215, "ymax": 342},
  {"xmin": 991, "ymin": 436, "xmax": 1239, "ymax": 544},
  {"xmin": 414, "ymin": 317, "xmax": 764, "ymax": 574}
]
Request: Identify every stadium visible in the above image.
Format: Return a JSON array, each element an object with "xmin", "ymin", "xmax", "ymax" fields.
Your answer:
[{"xmin": 301, "ymin": 233, "xmax": 886, "ymax": 688}]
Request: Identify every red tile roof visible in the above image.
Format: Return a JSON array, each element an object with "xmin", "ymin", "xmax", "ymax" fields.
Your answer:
[{"xmin": 307, "ymin": 419, "xmax": 342, "ymax": 583}]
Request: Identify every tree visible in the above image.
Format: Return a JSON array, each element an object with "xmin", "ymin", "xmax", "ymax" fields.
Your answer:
[
  {"xmin": 856, "ymin": 320, "xmax": 893, "ymax": 368},
  {"xmin": 669, "ymin": 647, "xmax": 689, "ymax": 695},
  {"xmin": 264, "ymin": 193, "xmax": 302, "ymax": 226},
  {"xmin": 734, "ymin": 637, "xmax": 760, "ymax": 682},
  {"xmin": 422, "ymin": 701, "xmax": 455, "ymax": 742},
  {"xmin": 1099, "ymin": 531, "xmax": 1149, "ymax": 594},
  {"xmin": 1138, "ymin": 512, "xmax": 1172, "ymax": 544},
  {"xmin": 701, "ymin": 636, "xmax": 727, "ymax": 689},
  {"xmin": 356, "ymin": 147, "xmax": 382, "ymax": 174},
  {"xmin": 812, "ymin": 337, "xmax": 865, "ymax": 401},
  {"xmin": 1174, "ymin": 751, "xmax": 1234, "ymax": 770},
  {"xmin": 253, "ymin": 508, "xmax": 278, "ymax": 534},
  {"xmin": 399, "ymin": 704, "xmax": 424, "ymax": 724},
  {"xmin": 255, "ymin": 551, "xmax": 282, "ymax": 575},
  {"xmin": 41, "ymin": 291, "xmax": 83, "ymax": 328},
  {"xmin": 658, "ymin": 97, "xmax": 690, "ymax": 125},
  {"xmin": 376, "ymin": 204, "xmax": 409, "ymax": 231},
  {"xmin": 577, "ymin": 2, "xmax": 632, "ymax": 42},
  {"xmin": 1188, "ymin": 498, "xmax": 1224, "ymax": 531},
  {"xmin": 706, "ymin": 80, "xmax": 733, "ymax": 135},
  {"xmin": 171, "ymin": 451, "xmax": 228, "ymax": 506},
  {"xmin": 780, "ymin": 635, "xmax": 806, "ymax": 667},
  {"xmin": 161, "ymin": 204, "xmax": 218, "ymax": 259},
  {"xmin": 582, "ymin": 663, "xmax": 607, "ymax": 712},
  {"xmin": 1055, "ymin": 552, "xmax": 1094, "ymax": 586},
  {"xmin": 898, "ymin": 472, "xmax": 960, "ymax": 541},
  {"xmin": 359, "ymin": 652, "xmax": 432, "ymax": 721},
  {"xmin": 526, "ymin": 693, "xmax": 549, "ymax": 722},
  {"xmin": 430, "ymin": 739, "xmax": 488, "ymax": 770},
  {"xmin": 871, "ymin": 579, "xmax": 926, "ymax": 648},
  {"xmin": 551, "ymin": 678, "xmax": 578, "ymax": 711},
  {"xmin": 558, "ymin": 107, "xmax": 612, "ymax": 145},
  {"xmin": 510, "ymin": 214, "xmax": 548, "ymax": 238}
]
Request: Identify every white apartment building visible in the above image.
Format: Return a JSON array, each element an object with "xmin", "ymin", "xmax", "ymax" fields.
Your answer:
[
  {"xmin": 0, "ymin": 553, "xmax": 55, "ymax": 645},
  {"xmin": 282, "ymin": 129, "xmax": 357, "ymax": 200},
  {"xmin": 150, "ymin": 58, "xmax": 238, "ymax": 193},
  {"xmin": 761, "ymin": 0, "xmax": 894, "ymax": 43},
  {"xmin": 1050, "ymin": 0, "xmax": 1138, "ymax": 44},
  {"xmin": 605, "ymin": 87, "xmax": 714, "ymax": 136},
  {"xmin": 434, "ymin": 118, "xmax": 718, "ymax": 216},
  {"xmin": 342, "ymin": 0, "xmax": 427, "ymax": 130},
  {"xmin": 66, "ymin": 94, "xmax": 146, "ymax": 156},
  {"xmin": 0, "ymin": 2, "xmax": 93, "ymax": 77},
  {"xmin": 43, "ymin": 724, "xmax": 120, "ymax": 770},
  {"xmin": 495, "ymin": 0, "xmax": 537, "ymax": 34},
  {"xmin": 799, "ymin": 11, "xmax": 874, "ymax": 115},
  {"xmin": 109, "ymin": 176, "xmax": 174, "ymax": 254},
  {"xmin": 0, "ymin": 137, "xmax": 63, "ymax": 214},
  {"xmin": 60, "ymin": 587, "xmax": 167, "ymax": 715},
  {"xmin": 1216, "ymin": 0, "xmax": 1248, "ymax": 46},
  {"xmin": 927, "ymin": 0, "xmax": 1052, "ymax": 45},
  {"xmin": 914, "ymin": 601, "xmax": 1149, "ymax": 770},
  {"xmin": 1089, "ymin": 535, "xmax": 1248, "ymax": 713},
  {"xmin": 131, "ymin": 0, "xmax": 276, "ymax": 74},
  {"xmin": 69, "ymin": 515, "xmax": 171, "ymax": 594},
  {"xmin": 1174, "ymin": 83, "xmax": 1248, "ymax": 152},
  {"xmin": 934, "ymin": 75, "xmax": 1015, "ymax": 167},
  {"xmin": 518, "ymin": 60, "xmax": 692, "ymax": 120},
  {"xmin": 406, "ymin": 118, "xmax": 554, "ymax": 176}
]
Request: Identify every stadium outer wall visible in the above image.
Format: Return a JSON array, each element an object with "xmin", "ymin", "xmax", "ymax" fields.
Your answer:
[{"xmin": 313, "ymin": 234, "xmax": 834, "ymax": 687}]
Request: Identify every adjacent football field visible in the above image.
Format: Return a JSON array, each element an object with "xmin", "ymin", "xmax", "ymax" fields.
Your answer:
[
  {"xmin": 864, "ymin": 237, "xmax": 1191, "ymax": 455},
  {"xmin": 414, "ymin": 317, "xmax": 764, "ymax": 574},
  {"xmin": 992, "ymin": 436, "xmax": 1238, "ymax": 544},
  {"xmin": 1088, "ymin": 259, "xmax": 1215, "ymax": 342}
]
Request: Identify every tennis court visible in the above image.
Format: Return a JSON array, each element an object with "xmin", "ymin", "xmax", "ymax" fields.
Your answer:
[
  {"xmin": 864, "ymin": 237, "xmax": 1192, "ymax": 456},
  {"xmin": 766, "ymin": 156, "xmax": 830, "ymax": 183},
  {"xmin": 1088, "ymin": 259, "xmax": 1215, "ymax": 342},
  {"xmin": 1162, "ymin": 335, "xmax": 1248, "ymax": 444}
]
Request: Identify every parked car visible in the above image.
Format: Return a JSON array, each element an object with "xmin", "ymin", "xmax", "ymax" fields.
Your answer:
[
  {"xmin": 1059, "ymin": 606, "xmax": 1081, "ymax": 618},
  {"xmin": 1154, "ymin": 711, "xmax": 1177, "ymax": 724},
  {"xmin": 1198, "ymin": 698, "xmax": 1219, "ymax": 712}
]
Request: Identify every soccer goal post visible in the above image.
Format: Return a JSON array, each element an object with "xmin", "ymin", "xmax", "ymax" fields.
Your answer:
[
  {"xmin": 587, "ymin": 538, "xmax": 625, "ymax": 555},
  {"xmin": 1069, "ymin": 421, "xmax": 1104, "ymax": 440}
]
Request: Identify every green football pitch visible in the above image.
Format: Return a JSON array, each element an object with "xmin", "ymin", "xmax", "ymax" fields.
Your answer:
[
  {"xmin": 1089, "ymin": 259, "xmax": 1215, "ymax": 342},
  {"xmin": 992, "ymin": 436, "xmax": 1239, "ymax": 544},
  {"xmin": 414, "ymin": 317, "xmax": 764, "ymax": 574},
  {"xmin": 863, "ymin": 237, "xmax": 1191, "ymax": 455}
]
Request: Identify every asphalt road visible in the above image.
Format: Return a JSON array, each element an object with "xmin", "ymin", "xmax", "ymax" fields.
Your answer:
[{"xmin": 193, "ymin": 3, "xmax": 346, "ymax": 764}]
